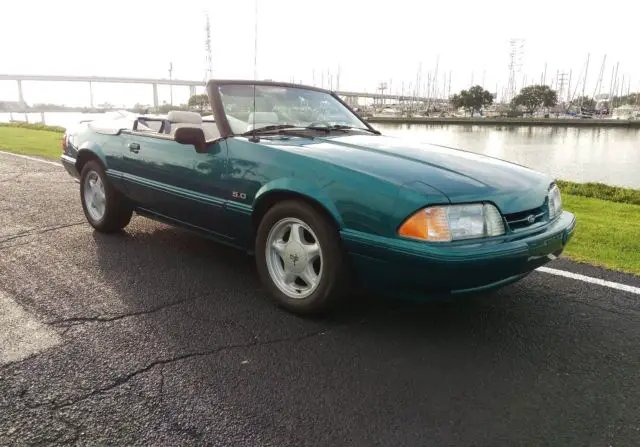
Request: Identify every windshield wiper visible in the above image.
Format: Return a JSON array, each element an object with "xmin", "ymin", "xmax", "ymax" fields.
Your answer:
[
  {"xmin": 331, "ymin": 124, "xmax": 380, "ymax": 134},
  {"xmin": 304, "ymin": 124, "xmax": 380, "ymax": 135},
  {"xmin": 242, "ymin": 124, "xmax": 299, "ymax": 136}
]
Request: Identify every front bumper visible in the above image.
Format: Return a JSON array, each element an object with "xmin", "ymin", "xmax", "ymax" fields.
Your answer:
[{"xmin": 341, "ymin": 210, "xmax": 576, "ymax": 295}]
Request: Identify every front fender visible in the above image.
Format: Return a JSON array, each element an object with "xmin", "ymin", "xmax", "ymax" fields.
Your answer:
[{"xmin": 253, "ymin": 177, "xmax": 345, "ymax": 228}]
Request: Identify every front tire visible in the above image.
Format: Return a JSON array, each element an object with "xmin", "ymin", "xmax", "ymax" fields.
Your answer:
[
  {"xmin": 255, "ymin": 200, "xmax": 350, "ymax": 316},
  {"xmin": 79, "ymin": 160, "xmax": 132, "ymax": 233}
]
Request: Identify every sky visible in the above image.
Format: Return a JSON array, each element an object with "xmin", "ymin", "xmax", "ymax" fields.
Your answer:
[{"xmin": 1, "ymin": 0, "xmax": 638, "ymax": 107}]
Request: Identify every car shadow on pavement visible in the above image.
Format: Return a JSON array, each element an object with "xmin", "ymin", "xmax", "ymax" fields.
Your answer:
[{"xmin": 88, "ymin": 220, "xmax": 530, "ymax": 340}]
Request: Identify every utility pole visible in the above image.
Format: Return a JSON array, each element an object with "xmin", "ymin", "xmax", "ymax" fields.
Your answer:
[
  {"xmin": 556, "ymin": 71, "xmax": 568, "ymax": 106},
  {"xmin": 507, "ymin": 38, "xmax": 525, "ymax": 102},
  {"xmin": 168, "ymin": 62, "xmax": 173, "ymax": 105}
]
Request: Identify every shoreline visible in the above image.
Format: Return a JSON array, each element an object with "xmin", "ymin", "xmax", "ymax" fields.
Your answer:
[{"xmin": 366, "ymin": 116, "xmax": 640, "ymax": 128}]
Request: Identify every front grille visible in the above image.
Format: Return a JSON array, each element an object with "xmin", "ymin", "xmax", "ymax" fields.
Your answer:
[{"xmin": 504, "ymin": 203, "xmax": 546, "ymax": 231}]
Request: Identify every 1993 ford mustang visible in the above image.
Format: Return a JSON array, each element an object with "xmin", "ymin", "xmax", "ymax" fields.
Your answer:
[{"xmin": 61, "ymin": 80, "xmax": 576, "ymax": 315}]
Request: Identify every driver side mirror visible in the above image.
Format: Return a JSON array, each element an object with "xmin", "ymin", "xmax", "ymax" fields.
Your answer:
[{"xmin": 174, "ymin": 127, "xmax": 207, "ymax": 153}]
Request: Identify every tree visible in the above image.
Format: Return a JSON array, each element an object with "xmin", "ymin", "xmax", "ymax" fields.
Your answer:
[
  {"xmin": 188, "ymin": 94, "xmax": 210, "ymax": 112},
  {"xmin": 611, "ymin": 92, "xmax": 640, "ymax": 106},
  {"xmin": 570, "ymin": 96, "xmax": 595, "ymax": 109},
  {"xmin": 511, "ymin": 85, "xmax": 558, "ymax": 113},
  {"xmin": 449, "ymin": 85, "xmax": 494, "ymax": 116}
]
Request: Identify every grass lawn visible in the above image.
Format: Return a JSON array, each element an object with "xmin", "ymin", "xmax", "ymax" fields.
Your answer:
[
  {"xmin": 0, "ymin": 126, "xmax": 63, "ymax": 159},
  {"xmin": 556, "ymin": 179, "xmax": 640, "ymax": 205},
  {"xmin": 562, "ymin": 195, "xmax": 640, "ymax": 275},
  {"xmin": 0, "ymin": 126, "xmax": 638, "ymax": 275}
]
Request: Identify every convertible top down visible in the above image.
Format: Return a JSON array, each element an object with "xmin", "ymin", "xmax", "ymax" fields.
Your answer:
[{"xmin": 61, "ymin": 79, "xmax": 576, "ymax": 315}]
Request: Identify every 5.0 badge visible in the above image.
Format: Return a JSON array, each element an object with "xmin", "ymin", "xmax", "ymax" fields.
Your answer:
[{"xmin": 232, "ymin": 191, "xmax": 247, "ymax": 200}]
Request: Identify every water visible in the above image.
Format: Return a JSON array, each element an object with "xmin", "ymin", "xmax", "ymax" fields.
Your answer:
[
  {"xmin": 376, "ymin": 123, "xmax": 640, "ymax": 189},
  {"xmin": 0, "ymin": 111, "xmax": 108, "ymax": 128},
  {"xmin": 1, "ymin": 112, "xmax": 639, "ymax": 188}
]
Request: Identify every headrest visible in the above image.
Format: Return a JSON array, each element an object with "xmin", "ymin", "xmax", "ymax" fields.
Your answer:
[{"xmin": 167, "ymin": 110, "xmax": 202, "ymax": 124}]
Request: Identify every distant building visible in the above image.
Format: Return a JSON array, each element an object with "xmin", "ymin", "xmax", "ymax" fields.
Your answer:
[{"xmin": 0, "ymin": 101, "xmax": 26, "ymax": 111}]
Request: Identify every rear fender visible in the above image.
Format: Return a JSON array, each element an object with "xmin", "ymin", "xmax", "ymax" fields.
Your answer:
[
  {"xmin": 74, "ymin": 144, "xmax": 126, "ymax": 194},
  {"xmin": 76, "ymin": 144, "xmax": 107, "ymax": 171}
]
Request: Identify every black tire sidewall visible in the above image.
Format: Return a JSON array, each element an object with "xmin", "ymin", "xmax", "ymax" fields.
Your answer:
[
  {"xmin": 255, "ymin": 200, "xmax": 347, "ymax": 315},
  {"xmin": 79, "ymin": 160, "xmax": 131, "ymax": 232},
  {"xmin": 80, "ymin": 161, "xmax": 109, "ymax": 228}
]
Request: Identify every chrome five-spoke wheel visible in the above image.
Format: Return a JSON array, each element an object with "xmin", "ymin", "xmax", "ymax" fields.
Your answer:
[
  {"xmin": 83, "ymin": 170, "xmax": 106, "ymax": 222},
  {"xmin": 266, "ymin": 218, "xmax": 323, "ymax": 299},
  {"xmin": 255, "ymin": 200, "xmax": 350, "ymax": 315},
  {"xmin": 79, "ymin": 160, "xmax": 132, "ymax": 232}
]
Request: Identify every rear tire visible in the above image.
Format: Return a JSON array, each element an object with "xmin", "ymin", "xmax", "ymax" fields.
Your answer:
[
  {"xmin": 255, "ymin": 200, "xmax": 350, "ymax": 316},
  {"xmin": 79, "ymin": 160, "xmax": 132, "ymax": 233}
]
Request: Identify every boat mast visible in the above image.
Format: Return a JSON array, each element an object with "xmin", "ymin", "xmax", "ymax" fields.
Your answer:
[
  {"xmin": 608, "ymin": 65, "xmax": 616, "ymax": 109},
  {"xmin": 592, "ymin": 54, "xmax": 607, "ymax": 101},
  {"xmin": 580, "ymin": 53, "xmax": 590, "ymax": 109},
  {"xmin": 567, "ymin": 69, "xmax": 572, "ymax": 105}
]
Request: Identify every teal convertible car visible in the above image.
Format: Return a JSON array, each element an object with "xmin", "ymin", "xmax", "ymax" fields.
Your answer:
[{"xmin": 61, "ymin": 79, "xmax": 576, "ymax": 315}]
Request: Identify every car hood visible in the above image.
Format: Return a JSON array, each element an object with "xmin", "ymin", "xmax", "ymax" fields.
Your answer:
[{"xmin": 271, "ymin": 134, "xmax": 552, "ymax": 215}]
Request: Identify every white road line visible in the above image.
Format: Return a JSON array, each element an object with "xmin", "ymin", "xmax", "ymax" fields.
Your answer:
[
  {"xmin": 537, "ymin": 266, "xmax": 640, "ymax": 295},
  {"xmin": 0, "ymin": 150, "xmax": 62, "ymax": 167}
]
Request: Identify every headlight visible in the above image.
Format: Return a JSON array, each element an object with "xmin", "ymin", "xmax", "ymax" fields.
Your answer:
[
  {"xmin": 398, "ymin": 203, "xmax": 505, "ymax": 242},
  {"xmin": 548, "ymin": 184, "xmax": 562, "ymax": 220}
]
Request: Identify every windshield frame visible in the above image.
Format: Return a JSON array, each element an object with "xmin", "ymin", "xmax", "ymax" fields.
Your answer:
[{"xmin": 206, "ymin": 79, "xmax": 378, "ymax": 139}]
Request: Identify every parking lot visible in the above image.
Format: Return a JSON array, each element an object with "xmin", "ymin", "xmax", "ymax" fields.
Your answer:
[{"xmin": 1, "ymin": 151, "xmax": 639, "ymax": 446}]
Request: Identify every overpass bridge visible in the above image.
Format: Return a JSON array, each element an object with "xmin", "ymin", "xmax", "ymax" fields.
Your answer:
[{"xmin": 0, "ymin": 74, "xmax": 435, "ymax": 109}]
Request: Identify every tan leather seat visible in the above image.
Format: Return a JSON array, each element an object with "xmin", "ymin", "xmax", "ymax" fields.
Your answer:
[{"xmin": 167, "ymin": 110, "xmax": 220, "ymax": 140}]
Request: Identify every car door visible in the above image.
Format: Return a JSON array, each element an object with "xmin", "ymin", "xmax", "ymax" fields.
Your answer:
[
  {"xmin": 119, "ymin": 131, "xmax": 157, "ymax": 205},
  {"xmin": 120, "ymin": 131, "xmax": 230, "ymax": 238}
]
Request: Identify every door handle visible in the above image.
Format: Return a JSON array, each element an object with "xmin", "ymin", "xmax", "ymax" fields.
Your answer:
[{"xmin": 128, "ymin": 142, "xmax": 140, "ymax": 153}]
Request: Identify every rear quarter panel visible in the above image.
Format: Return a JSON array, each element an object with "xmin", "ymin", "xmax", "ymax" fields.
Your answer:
[{"xmin": 65, "ymin": 124, "xmax": 127, "ymax": 193}]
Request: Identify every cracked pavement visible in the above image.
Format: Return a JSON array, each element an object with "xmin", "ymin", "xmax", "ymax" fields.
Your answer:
[{"xmin": 1, "ymin": 152, "xmax": 640, "ymax": 446}]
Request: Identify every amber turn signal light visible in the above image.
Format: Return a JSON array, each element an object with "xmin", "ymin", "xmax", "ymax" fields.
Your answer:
[{"xmin": 398, "ymin": 207, "xmax": 451, "ymax": 241}]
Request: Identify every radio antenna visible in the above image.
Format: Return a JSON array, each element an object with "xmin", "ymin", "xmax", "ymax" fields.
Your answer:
[{"xmin": 250, "ymin": 0, "xmax": 259, "ymax": 142}]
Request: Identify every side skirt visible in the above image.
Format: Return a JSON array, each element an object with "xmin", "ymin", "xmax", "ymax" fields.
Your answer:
[{"xmin": 133, "ymin": 207, "xmax": 251, "ymax": 254}]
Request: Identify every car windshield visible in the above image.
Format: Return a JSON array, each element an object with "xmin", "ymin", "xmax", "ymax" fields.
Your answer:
[{"xmin": 217, "ymin": 84, "xmax": 368, "ymax": 134}]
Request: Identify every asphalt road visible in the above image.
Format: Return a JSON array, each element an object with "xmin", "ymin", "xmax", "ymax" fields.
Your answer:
[{"xmin": 1, "ymin": 152, "xmax": 639, "ymax": 446}]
